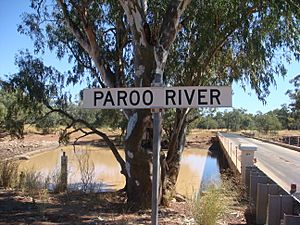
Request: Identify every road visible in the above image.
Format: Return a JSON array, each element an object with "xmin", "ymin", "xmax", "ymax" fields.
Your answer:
[{"xmin": 220, "ymin": 132, "xmax": 300, "ymax": 194}]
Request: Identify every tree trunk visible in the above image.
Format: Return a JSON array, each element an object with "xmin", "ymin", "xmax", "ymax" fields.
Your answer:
[
  {"xmin": 124, "ymin": 109, "xmax": 153, "ymax": 208},
  {"xmin": 161, "ymin": 109, "xmax": 188, "ymax": 205},
  {"xmin": 125, "ymin": 108, "xmax": 189, "ymax": 207}
]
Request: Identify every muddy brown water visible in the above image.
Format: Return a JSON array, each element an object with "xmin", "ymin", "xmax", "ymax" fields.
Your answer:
[{"xmin": 19, "ymin": 146, "xmax": 221, "ymax": 197}]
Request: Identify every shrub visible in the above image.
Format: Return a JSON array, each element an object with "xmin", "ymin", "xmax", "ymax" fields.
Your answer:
[
  {"xmin": 20, "ymin": 170, "xmax": 48, "ymax": 204},
  {"xmin": 47, "ymin": 169, "xmax": 62, "ymax": 193},
  {"xmin": 191, "ymin": 176, "xmax": 238, "ymax": 225},
  {"xmin": 75, "ymin": 149, "xmax": 96, "ymax": 192},
  {"xmin": 0, "ymin": 160, "xmax": 19, "ymax": 188},
  {"xmin": 18, "ymin": 169, "xmax": 50, "ymax": 209}
]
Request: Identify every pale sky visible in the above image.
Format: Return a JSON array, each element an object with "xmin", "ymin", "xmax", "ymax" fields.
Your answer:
[{"xmin": 0, "ymin": 1, "xmax": 299, "ymax": 114}]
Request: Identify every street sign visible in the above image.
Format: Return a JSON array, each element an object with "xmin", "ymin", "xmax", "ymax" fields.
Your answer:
[{"xmin": 82, "ymin": 86, "xmax": 232, "ymax": 109}]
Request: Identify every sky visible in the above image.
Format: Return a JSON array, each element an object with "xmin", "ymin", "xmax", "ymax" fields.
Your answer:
[{"xmin": 0, "ymin": 1, "xmax": 299, "ymax": 114}]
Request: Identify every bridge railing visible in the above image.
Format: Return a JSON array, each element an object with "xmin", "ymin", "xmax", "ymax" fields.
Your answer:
[
  {"xmin": 217, "ymin": 132, "xmax": 257, "ymax": 182},
  {"xmin": 218, "ymin": 132, "xmax": 300, "ymax": 225}
]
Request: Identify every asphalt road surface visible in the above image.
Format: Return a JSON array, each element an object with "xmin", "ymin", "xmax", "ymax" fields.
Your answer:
[{"xmin": 220, "ymin": 132, "xmax": 300, "ymax": 194}]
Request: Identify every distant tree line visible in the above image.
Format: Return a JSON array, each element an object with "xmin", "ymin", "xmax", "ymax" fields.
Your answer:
[
  {"xmin": 196, "ymin": 106, "xmax": 290, "ymax": 133},
  {"xmin": 197, "ymin": 75, "xmax": 300, "ymax": 133},
  {"xmin": 0, "ymin": 75, "xmax": 299, "ymax": 137}
]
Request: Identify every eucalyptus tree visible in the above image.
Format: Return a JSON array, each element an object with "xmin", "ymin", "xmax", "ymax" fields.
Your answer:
[
  {"xmin": 286, "ymin": 75, "xmax": 300, "ymax": 129},
  {"xmin": 8, "ymin": 0, "xmax": 300, "ymax": 207},
  {"xmin": 13, "ymin": 0, "xmax": 192, "ymax": 207},
  {"xmin": 255, "ymin": 112, "xmax": 282, "ymax": 133},
  {"xmin": 271, "ymin": 105, "xmax": 292, "ymax": 130},
  {"xmin": 0, "ymin": 87, "xmax": 34, "ymax": 138}
]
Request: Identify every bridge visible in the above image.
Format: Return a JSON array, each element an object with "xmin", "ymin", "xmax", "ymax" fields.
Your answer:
[{"xmin": 217, "ymin": 132, "xmax": 300, "ymax": 225}]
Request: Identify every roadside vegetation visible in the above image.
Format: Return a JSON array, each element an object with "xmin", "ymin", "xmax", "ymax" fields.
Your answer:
[
  {"xmin": 190, "ymin": 174, "xmax": 244, "ymax": 225},
  {"xmin": 0, "ymin": 160, "xmax": 19, "ymax": 189}
]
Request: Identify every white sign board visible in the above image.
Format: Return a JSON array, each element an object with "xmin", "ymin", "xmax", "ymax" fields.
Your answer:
[{"xmin": 82, "ymin": 86, "xmax": 232, "ymax": 109}]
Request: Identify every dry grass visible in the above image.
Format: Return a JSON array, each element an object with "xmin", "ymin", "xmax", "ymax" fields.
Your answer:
[
  {"xmin": 190, "ymin": 176, "xmax": 239, "ymax": 225},
  {"xmin": 188, "ymin": 129, "xmax": 217, "ymax": 137},
  {"xmin": 75, "ymin": 148, "xmax": 96, "ymax": 192},
  {"xmin": 0, "ymin": 160, "xmax": 19, "ymax": 189},
  {"xmin": 276, "ymin": 130, "xmax": 300, "ymax": 136},
  {"xmin": 248, "ymin": 130, "xmax": 300, "ymax": 143}
]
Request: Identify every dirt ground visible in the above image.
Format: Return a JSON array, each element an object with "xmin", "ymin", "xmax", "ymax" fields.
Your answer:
[
  {"xmin": 0, "ymin": 129, "xmax": 250, "ymax": 225},
  {"xmin": 0, "ymin": 189, "xmax": 195, "ymax": 225},
  {"xmin": 0, "ymin": 188, "xmax": 249, "ymax": 225}
]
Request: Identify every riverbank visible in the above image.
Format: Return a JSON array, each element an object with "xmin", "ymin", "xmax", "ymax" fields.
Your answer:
[
  {"xmin": 0, "ymin": 133, "xmax": 59, "ymax": 160},
  {"xmin": 0, "ymin": 129, "xmax": 213, "ymax": 161}
]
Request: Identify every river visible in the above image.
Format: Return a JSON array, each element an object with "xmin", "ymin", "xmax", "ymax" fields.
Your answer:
[{"xmin": 20, "ymin": 145, "xmax": 221, "ymax": 197}]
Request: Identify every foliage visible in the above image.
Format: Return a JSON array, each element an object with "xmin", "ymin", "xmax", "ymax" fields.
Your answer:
[
  {"xmin": 197, "ymin": 108, "xmax": 255, "ymax": 131},
  {"xmin": 162, "ymin": 109, "xmax": 177, "ymax": 141},
  {"xmin": 12, "ymin": 0, "xmax": 300, "ymax": 111},
  {"xmin": 39, "ymin": 168, "xmax": 62, "ymax": 193},
  {"xmin": 22, "ymin": 170, "xmax": 43, "ymax": 200},
  {"xmin": 255, "ymin": 112, "xmax": 282, "ymax": 134},
  {"xmin": 270, "ymin": 105, "xmax": 291, "ymax": 130},
  {"xmin": 0, "ymin": 89, "xmax": 29, "ymax": 138},
  {"xmin": 68, "ymin": 104, "xmax": 126, "ymax": 130},
  {"xmin": 18, "ymin": 170, "xmax": 50, "ymax": 206},
  {"xmin": 196, "ymin": 107, "xmax": 291, "ymax": 133},
  {"xmin": 286, "ymin": 75, "xmax": 300, "ymax": 129},
  {"xmin": 35, "ymin": 111, "xmax": 62, "ymax": 134},
  {"xmin": 165, "ymin": 0, "xmax": 300, "ymax": 99}
]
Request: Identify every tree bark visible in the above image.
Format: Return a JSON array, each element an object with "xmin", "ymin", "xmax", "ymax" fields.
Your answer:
[
  {"xmin": 124, "ymin": 109, "xmax": 153, "ymax": 208},
  {"xmin": 162, "ymin": 109, "xmax": 188, "ymax": 205}
]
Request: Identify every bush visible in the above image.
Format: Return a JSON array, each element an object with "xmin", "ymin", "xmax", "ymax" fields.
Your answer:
[
  {"xmin": 35, "ymin": 112, "xmax": 61, "ymax": 134},
  {"xmin": 75, "ymin": 149, "xmax": 96, "ymax": 192},
  {"xmin": 0, "ymin": 160, "xmax": 19, "ymax": 188},
  {"xmin": 191, "ymin": 177, "xmax": 238, "ymax": 225},
  {"xmin": 20, "ymin": 170, "xmax": 49, "ymax": 204}
]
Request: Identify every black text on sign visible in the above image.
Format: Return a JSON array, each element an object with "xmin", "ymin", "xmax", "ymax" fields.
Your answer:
[{"xmin": 83, "ymin": 86, "xmax": 232, "ymax": 109}]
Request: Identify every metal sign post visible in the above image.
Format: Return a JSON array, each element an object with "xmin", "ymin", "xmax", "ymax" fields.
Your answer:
[{"xmin": 151, "ymin": 73, "xmax": 162, "ymax": 225}]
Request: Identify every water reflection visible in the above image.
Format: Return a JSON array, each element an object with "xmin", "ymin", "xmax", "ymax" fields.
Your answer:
[
  {"xmin": 20, "ymin": 145, "xmax": 221, "ymax": 196},
  {"xmin": 20, "ymin": 146, "xmax": 125, "ymax": 191},
  {"xmin": 176, "ymin": 148, "xmax": 220, "ymax": 197}
]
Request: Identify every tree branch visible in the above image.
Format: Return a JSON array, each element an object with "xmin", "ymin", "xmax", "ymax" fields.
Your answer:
[
  {"xmin": 56, "ymin": 0, "xmax": 91, "ymax": 53},
  {"xmin": 195, "ymin": 4, "xmax": 261, "ymax": 85},
  {"xmin": 166, "ymin": 108, "xmax": 189, "ymax": 163},
  {"xmin": 72, "ymin": 128, "xmax": 94, "ymax": 149},
  {"xmin": 155, "ymin": 0, "xmax": 191, "ymax": 74},
  {"xmin": 46, "ymin": 104, "xmax": 127, "ymax": 177},
  {"xmin": 63, "ymin": 40, "xmax": 106, "ymax": 87},
  {"xmin": 119, "ymin": 0, "xmax": 148, "ymax": 48},
  {"xmin": 56, "ymin": 0, "xmax": 116, "ymax": 87}
]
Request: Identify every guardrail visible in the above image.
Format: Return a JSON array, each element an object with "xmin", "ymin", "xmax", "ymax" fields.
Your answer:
[
  {"xmin": 217, "ymin": 132, "xmax": 257, "ymax": 182},
  {"xmin": 217, "ymin": 132, "xmax": 300, "ymax": 225}
]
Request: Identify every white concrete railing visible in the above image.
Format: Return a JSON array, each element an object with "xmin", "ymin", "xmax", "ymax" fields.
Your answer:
[{"xmin": 217, "ymin": 132, "xmax": 257, "ymax": 182}]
